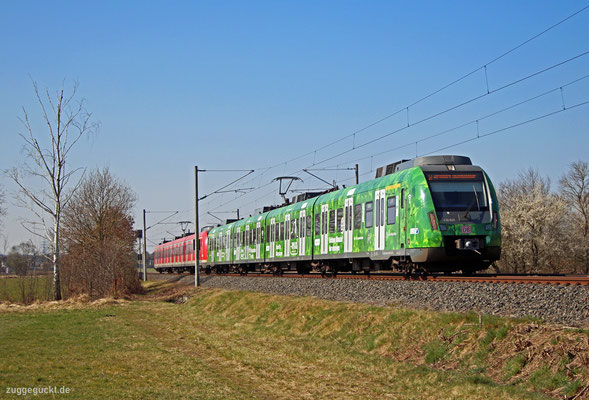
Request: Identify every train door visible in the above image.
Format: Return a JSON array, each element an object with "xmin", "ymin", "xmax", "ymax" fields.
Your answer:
[
  {"xmin": 399, "ymin": 188, "xmax": 407, "ymax": 255},
  {"xmin": 374, "ymin": 189, "xmax": 385, "ymax": 251},
  {"xmin": 236, "ymin": 227, "xmax": 241, "ymax": 261},
  {"xmin": 270, "ymin": 218, "xmax": 275, "ymax": 258},
  {"xmin": 321, "ymin": 204, "xmax": 329, "ymax": 254},
  {"xmin": 299, "ymin": 210, "xmax": 306, "ymax": 256},
  {"xmin": 344, "ymin": 197, "xmax": 353, "ymax": 253},
  {"xmin": 245, "ymin": 225, "xmax": 250, "ymax": 259},
  {"xmin": 225, "ymin": 230, "xmax": 231, "ymax": 261},
  {"xmin": 256, "ymin": 222, "xmax": 261, "ymax": 259},
  {"xmin": 285, "ymin": 214, "xmax": 291, "ymax": 257}
]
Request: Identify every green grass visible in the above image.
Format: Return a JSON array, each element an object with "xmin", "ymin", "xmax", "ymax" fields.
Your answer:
[
  {"xmin": 0, "ymin": 287, "xmax": 585, "ymax": 399},
  {"xmin": 503, "ymin": 354, "xmax": 528, "ymax": 381},
  {"xmin": 0, "ymin": 276, "xmax": 52, "ymax": 303}
]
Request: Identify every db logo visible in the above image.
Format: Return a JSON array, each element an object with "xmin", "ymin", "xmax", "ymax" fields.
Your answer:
[{"xmin": 461, "ymin": 226, "xmax": 472, "ymax": 234}]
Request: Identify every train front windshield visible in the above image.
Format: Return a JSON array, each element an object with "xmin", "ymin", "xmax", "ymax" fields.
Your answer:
[{"xmin": 425, "ymin": 172, "xmax": 490, "ymax": 223}]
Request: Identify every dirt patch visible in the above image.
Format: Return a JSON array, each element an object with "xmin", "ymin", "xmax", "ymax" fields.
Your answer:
[{"xmin": 134, "ymin": 276, "xmax": 197, "ymax": 304}]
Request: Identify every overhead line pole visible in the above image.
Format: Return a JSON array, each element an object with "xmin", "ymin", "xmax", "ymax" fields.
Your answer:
[
  {"xmin": 142, "ymin": 209, "xmax": 147, "ymax": 281},
  {"xmin": 195, "ymin": 166, "xmax": 200, "ymax": 287}
]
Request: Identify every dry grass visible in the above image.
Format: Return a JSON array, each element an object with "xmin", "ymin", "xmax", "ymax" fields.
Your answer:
[{"xmin": 0, "ymin": 283, "xmax": 586, "ymax": 399}]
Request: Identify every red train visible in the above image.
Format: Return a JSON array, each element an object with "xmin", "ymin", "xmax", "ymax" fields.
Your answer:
[{"xmin": 154, "ymin": 231, "xmax": 208, "ymax": 273}]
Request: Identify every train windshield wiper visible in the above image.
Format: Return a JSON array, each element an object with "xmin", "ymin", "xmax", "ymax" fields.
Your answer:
[{"xmin": 473, "ymin": 184, "xmax": 480, "ymax": 211}]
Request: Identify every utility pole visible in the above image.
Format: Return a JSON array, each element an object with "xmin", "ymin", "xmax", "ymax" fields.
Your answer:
[
  {"xmin": 355, "ymin": 164, "xmax": 359, "ymax": 185},
  {"xmin": 142, "ymin": 209, "xmax": 147, "ymax": 281},
  {"xmin": 194, "ymin": 166, "xmax": 200, "ymax": 287}
]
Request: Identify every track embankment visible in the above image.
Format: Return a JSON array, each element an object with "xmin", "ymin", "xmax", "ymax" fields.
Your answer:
[{"xmin": 146, "ymin": 273, "xmax": 589, "ymax": 327}]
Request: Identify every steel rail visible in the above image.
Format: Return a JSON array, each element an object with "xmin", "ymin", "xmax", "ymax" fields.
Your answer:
[{"xmin": 149, "ymin": 272, "xmax": 589, "ymax": 286}]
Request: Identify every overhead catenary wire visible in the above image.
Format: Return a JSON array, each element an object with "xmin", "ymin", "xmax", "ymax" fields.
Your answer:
[
  {"xmin": 319, "ymin": 73, "xmax": 589, "ymax": 170},
  {"xmin": 308, "ymin": 50, "xmax": 589, "ymax": 169},
  {"xmin": 207, "ymin": 53, "xmax": 589, "ymax": 213},
  {"xmin": 422, "ymin": 98, "xmax": 589, "ymax": 156},
  {"xmin": 199, "ymin": 6, "xmax": 589, "ymax": 217},
  {"xmin": 244, "ymin": 4, "xmax": 589, "ymax": 173},
  {"xmin": 209, "ymin": 47, "xmax": 589, "ymax": 205},
  {"xmin": 206, "ymin": 4, "xmax": 589, "ymax": 201}
]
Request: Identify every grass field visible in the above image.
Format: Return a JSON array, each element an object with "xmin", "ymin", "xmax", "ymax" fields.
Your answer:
[
  {"xmin": 0, "ymin": 280, "xmax": 586, "ymax": 399},
  {"xmin": 0, "ymin": 275, "xmax": 52, "ymax": 304}
]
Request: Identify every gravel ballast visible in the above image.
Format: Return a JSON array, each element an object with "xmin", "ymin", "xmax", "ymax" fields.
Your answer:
[{"xmin": 192, "ymin": 275, "xmax": 589, "ymax": 327}]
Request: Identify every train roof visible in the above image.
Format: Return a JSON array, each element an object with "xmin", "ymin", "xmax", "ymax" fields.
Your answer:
[
  {"xmin": 155, "ymin": 231, "xmax": 207, "ymax": 249},
  {"xmin": 376, "ymin": 155, "xmax": 472, "ymax": 178}
]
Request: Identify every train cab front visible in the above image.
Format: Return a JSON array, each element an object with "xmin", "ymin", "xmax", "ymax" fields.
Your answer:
[{"xmin": 421, "ymin": 166, "xmax": 501, "ymax": 272}]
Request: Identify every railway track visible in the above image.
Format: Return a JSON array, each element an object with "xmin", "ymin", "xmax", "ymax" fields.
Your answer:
[{"xmin": 148, "ymin": 271, "xmax": 589, "ymax": 286}]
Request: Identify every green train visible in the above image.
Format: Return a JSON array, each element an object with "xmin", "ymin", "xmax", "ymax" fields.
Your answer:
[{"xmin": 204, "ymin": 155, "xmax": 500, "ymax": 275}]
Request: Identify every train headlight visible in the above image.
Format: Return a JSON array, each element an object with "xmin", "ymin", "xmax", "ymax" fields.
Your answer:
[
  {"xmin": 485, "ymin": 224, "xmax": 492, "ymax": 230},
  {"xmin": 440, "ymin": 224, "xmax": 447, "ymax": 231}
]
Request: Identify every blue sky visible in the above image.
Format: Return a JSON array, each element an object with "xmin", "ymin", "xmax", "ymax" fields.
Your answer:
[{"xmin": 1, "ymin": 1, "xmax": 588, "ymax": 250}]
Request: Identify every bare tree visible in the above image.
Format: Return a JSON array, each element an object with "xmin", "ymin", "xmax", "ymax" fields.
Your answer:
[
  {"xmin": 7, "ymin": 80, "xmax": 98, "ymax": 300},
  {"xmin": 6, "ymin": 241, "xmax": 45, "ymax": 304},
  {"xmin": 61, "ymin": 168, "xmax": 141, "ymax": 298},
  {"xmin": 559, "ymin": 161, "xmax": 589, "ymax": 274},
  {"xmin": 0, "ymin": 186, "xmax": 5, "ymax": 226}
]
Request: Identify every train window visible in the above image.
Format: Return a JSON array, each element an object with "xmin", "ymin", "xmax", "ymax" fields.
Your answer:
[
  {"xmin": 337, "ymin": 208, "xmax": 343, "ymax": 233},
  {"xmin": 315, "ymin": 213, "xmax": 320, "ymax": 235},
  {"xmin": 380, "ymin": 196, "xmax": 385, "ymax": 226},
  {"xmin": 280, "ymin": 222, "xmax": 284, "ymax": 241},
  {"xmin": 306, "ymin": 215, "xmax": 312, "ymax": 237},
  {"xmin": 329, "ymin": 210, "xmax": 335, "ymax": 233},
  {"xmin": 345, "ymin": 205, "xmax": 350, "ymax": 231},
  {"xmin": 354, "ymin": 204, "xmax": 362, "ymax": 229},
  {"xmin": 292, "ymin": 219, "xmax": 297, "ymax": 239},
  {"xmin": 375, "ymin": 198, "xmax": 380, "ymax": 230},
  {"xmin": 365, "ymin": 201, "xmax": 374, "ymax": 228},
  {"xmin": 299, "ymin": 217, "xmax": 303, "ymax": 237},
  {"xmin": 401, "ymin": 189, "xmax": 405, "ymax": 208}
]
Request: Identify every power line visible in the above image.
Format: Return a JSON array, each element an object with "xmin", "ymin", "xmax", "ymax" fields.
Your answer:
[
  {"xmin": 308, "ymin": 50, "xmax": 589, "ymax": 169},
  {"xmin": 422, "ymin": 98, "xmax": 589, "ymax": 156},
  {"xmin": 200, "ymin": 5, "xmax": 589, "ymax": 216},
  {"xmin": 320, "ymin": 73, "xmax": 589, "ymax": 169},
  {"xmin": 250, "ymin": 4, "xmax": 589, "ymax": 172}
]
